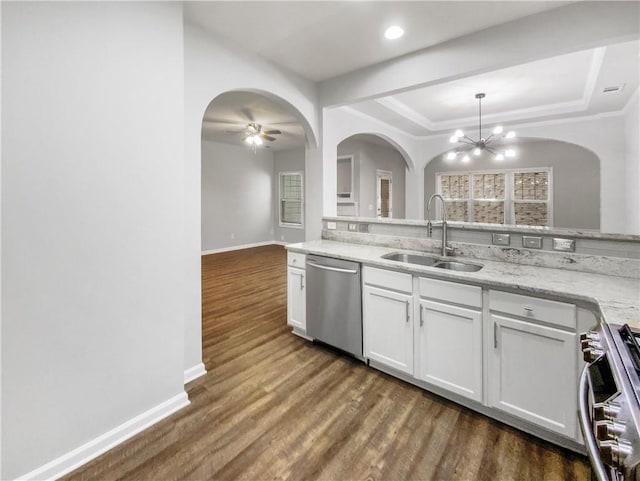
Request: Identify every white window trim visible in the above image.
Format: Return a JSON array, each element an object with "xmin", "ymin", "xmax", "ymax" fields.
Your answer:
[
  {"xmin": 337, "ymin": 155, "xmax": 355, "ymax": 203},
  {"xmin": 436, "ymin": 167, "xmax": 553, "ymax": 227},
  {"xmin": 279, "ymin": 171, "xmax": 304, "ymax": 229}
]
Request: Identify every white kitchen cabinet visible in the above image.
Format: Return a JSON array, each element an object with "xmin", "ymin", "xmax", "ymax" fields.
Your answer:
[
  {"xmin": 287, "ymin": 252, "xmax": 306, "ymax": 334},
  {"xmin": 363, "ymin": 283, "xmax": 414, "ymax": 375},
  {"xmin": 417, "ymin": 299, "xmax": 483, "ymax": 402},
  {"xmin": 416, "ymin": 278, "xmax": 483, "ymax": 402},
  {"xmin": 488, "ymin": 291, "xmax": 577, "ymax": 438}
]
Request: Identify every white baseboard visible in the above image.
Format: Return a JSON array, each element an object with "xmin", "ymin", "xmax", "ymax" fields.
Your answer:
[
  {"xmin": 17, "ymin": 392, "xmax": 190, "ymax": 481},
  {"xmin": 202, "ymin": 240, "xmax": 287, "ymax": 256},
  {"xmin": 184, "ymin": 363, "xmax": 207, "ymax": 384}
]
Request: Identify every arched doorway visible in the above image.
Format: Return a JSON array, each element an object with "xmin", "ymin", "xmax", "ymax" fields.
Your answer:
[{"xmin": 335, "ymin": 133, "xmax": 413, "ymax": 219}]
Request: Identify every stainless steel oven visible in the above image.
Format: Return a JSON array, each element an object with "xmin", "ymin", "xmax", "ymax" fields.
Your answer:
[{"xmin": 579, "ymin": 323, "xmax": 640, "ymax": 481}]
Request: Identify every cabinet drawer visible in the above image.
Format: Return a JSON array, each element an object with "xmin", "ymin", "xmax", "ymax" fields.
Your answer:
[
  {"xmin": 287, "ymin": 251, "xmax": 306, "ymax": 268},
  {"xmin": 490, "ymin": 290, "xmax": 576, "ymax": 329},
  {"xmin": 419, "ymin": 277, "xmax": 482, "ymax": 309},
  {"xmin": 363, "ymin": 266, "xmax": 412, "ymax": 293}
]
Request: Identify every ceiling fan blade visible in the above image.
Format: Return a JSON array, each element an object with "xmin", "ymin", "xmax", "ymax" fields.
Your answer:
[
  {"xmin": 263, "ymin": 129, "xmax": 282, "ymax": 135},
  {"xmin": 263, "ymin": 135, "xmax": 277, "ymax": 142},
  {"xmin": 240, "ymin": 107, "xmax": 255, "ymax": 122}
]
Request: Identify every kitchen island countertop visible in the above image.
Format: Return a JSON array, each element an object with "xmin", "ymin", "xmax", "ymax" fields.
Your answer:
[{"xmin": 286, "ymin": 240, "xmax": 640, "ymax": 329}]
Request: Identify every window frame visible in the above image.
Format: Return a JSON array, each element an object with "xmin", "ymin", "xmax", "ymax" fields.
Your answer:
[
  {"xmin": 279, "ymin": 171, "xmax": 304, "ymax": 229},
  {"xmin": 436, "ymin": 167, "xmax": 553, "ymax": 227}
]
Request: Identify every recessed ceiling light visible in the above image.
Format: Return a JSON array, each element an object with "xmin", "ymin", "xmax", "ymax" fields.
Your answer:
[{"xmin": 384, "ymin": 26, "xmax": 404, "ymax": 40}]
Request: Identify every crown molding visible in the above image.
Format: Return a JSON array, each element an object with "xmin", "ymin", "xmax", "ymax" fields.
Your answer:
[{"xmin": 373, "ymin": 97, "xmax": 435, "ymax": 131}]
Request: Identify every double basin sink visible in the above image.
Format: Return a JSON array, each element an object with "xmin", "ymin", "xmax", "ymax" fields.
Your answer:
[{"xmin": 381, "ymin": 252, "xmax": 483, "ymax": 272}]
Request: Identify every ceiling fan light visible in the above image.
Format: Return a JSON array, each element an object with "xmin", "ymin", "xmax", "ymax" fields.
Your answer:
[
  {"xmin": 506, "ymin": 131, "xmax": 516, "ymax": 139},
  {"xmin": 493, "ymin": 125, "xmax": 503, "ymax": 135},
  {"xmin": 455, "ymin": 129, "xmax": 464, "ymax": 138},
  {"xmin": 245, "ymin": 136, "xmax": 254, "ymax": 145},
  {"xmin": 505, "ymin": 149, "xmax": 516, "ymax": 158},
  {"xmin": 446, "ymin": 151, "xmax": 457, "ymax": 160},
  {"xmin": 473, "ymin": 147, "xmax": 482, "ymax": 156},
  {"xmin": 254, "ymin": 136, "xmax": 263, "ymax": 145},
  {"xmin": 449, "ymin": 135, "xmax": 459, "ymax": 144},
  {"xmin": 495, "ymin": 153, "xmax": 505, "ymax": 161},
  {"xmin": 462, "ymin": 154, "xmax": 470, "ymax": 163}
]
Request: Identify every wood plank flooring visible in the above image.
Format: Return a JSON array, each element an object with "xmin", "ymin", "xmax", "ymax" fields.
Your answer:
[{"xmin": 64, "ymin": 244, "xmax": 591, "ymax": 481}]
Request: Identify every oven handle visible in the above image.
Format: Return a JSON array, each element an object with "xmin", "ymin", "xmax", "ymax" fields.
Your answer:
[{"xmin": 578, "ymin": 364, "xmax": 610, "ymax": 481}]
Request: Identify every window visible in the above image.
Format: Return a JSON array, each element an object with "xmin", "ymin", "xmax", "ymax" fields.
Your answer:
[
  {"xmin": 279, "ymin": 172, "xmax": 304, "ymax": 228},
  {"xmin": 437, "ymin": 168, "xmax": 552, "ymax": 227}
]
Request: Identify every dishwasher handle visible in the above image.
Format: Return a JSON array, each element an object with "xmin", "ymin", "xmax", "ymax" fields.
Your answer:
[{"xmin": 306, "ymin": 261, "xmax": 359, "ymax": 275}]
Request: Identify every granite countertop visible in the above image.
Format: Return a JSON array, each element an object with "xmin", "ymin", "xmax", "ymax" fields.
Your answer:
[{"xmin": 286, "ymin": 240, "xmax": 640, "ymax": 329}]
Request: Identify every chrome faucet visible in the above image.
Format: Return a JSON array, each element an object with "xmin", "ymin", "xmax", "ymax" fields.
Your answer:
[{"xmin": 426, "ymin": 194, "xmax": 453, "ymax": 257}]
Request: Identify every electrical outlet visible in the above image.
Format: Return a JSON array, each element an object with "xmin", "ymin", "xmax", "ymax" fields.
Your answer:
[
  {"xmin": 492, "ymin": 233, "xmax": 510, "ymax": 246},
  {"xmin": 553, "ymin": 238, "xmax": 575, "ymax": 252},
  {"xmin": 522, "ymin": 236, "xmax": 542, "ymax": 249},
  {"xmin": 280, "ymin": 235, "xmax": 284, "ymax": 241},
  {"xmin": 327, "ymin": 221, "xmax": 337, "ymax": 230},
  {"xmin": 230, "ymin": 233, "xmax": 235, "ymax": 240}
]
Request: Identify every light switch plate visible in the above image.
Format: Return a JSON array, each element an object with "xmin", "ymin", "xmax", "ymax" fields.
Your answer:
[
  {"xmin": 492, "ymin": 233, "xmax": 510, "ymax": 246},
  {"xmin": 522, "ymin": 236, "xmax": 542, "ymax": 249},
  {"xmin": 553, "ymin": 238, "xmax": 575, "ymax": 252},
  {"xmin": 326, "ymin": 221, "xmax": 337, "ymax": 230}
]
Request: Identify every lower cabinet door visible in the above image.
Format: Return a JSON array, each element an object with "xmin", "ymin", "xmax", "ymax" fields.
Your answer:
[
  {"xmin": 363, "ymin": 285, "xmax": 413, "ymax": 375},
  {"xmin": 287, "ymin": 267, "xmax": 305, "ymax": 330},
  {"xmin": 416, "ymin": 300, "xmax": 483, "ymax": 402},
  {"xmin": 489, "ymin": 314, "xmax": 577, "ymax": 438}
]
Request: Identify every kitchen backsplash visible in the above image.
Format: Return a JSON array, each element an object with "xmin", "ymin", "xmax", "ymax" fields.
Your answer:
[{"xmin": 322, "ymin": 217, "xmax": 640, "ymax": 279}]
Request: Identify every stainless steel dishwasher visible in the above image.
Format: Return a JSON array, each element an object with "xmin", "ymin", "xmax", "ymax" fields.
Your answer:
[{"xmin": 305, "ymin": 254, "xmax": 363, "ymax": 361}]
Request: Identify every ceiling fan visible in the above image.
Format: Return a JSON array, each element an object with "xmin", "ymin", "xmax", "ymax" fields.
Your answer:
[{"xmin": 242, "ymin": 122, "xmax": 282, "ymax": 148}]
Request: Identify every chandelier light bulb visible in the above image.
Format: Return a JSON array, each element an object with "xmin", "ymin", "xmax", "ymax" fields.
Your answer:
[
  {"xmin": 473, "ymin": 147, "xmax": 482, "ymax": 156},
  {"xmin": 455, "ymin": 129, "xmax": 464, "ymax": 138},
  {"xmin": 506, "ymin": 131, "xmax": 516, "ymax": 139},
  {"xmin": 254, "ymin": 136, "xmax": 263, "ymax": 145},
  {"xmin": 245, "ymin": 136, "xmax": 254, "ymax": 145},
  {"xmin": 462, "ymin": 154, "xmax": 470, "ymax": 163},
  {"xmin": 493, "ymin": 125, "xmax": 503, "ymax": 135},
  {"xmin": 449, "ymin": 135, "xmax": 458, "ymax": 144},
  {"xmin": 495, "ymin": 153, "xmax": 505, "ymax": 161},
  {"xmin": 446, "ymin": 151, "xmax": 457, "ymax": 160},
  {"xmin": 505, "ymin": 149, "xmax": 516, "ymax": 158}
]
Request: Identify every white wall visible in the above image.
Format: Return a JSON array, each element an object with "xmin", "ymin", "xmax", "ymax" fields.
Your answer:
[
  {"xmin": 201, "ymin": 141, "xmax": 275, "ymax": 251},
  {"xmin": 274, "ymin": 149, "xmax": 306, "ymax": 244},
  {"xmin": 183, "ymin": 20, "xmax": 321, "ymax": 376},
  {"xmin": 1, "ymin": 3, "xmax": 185, "ymax": 479},
  {"xmin": 624, "ymin": 90, "xmax": 640, "ymax": 234},
  {"xmin": 337, "ymin": 138, "xmax": 406, "ymax": 218}
]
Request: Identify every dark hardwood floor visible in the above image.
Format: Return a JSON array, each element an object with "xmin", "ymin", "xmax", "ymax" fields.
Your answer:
[{"xmin": 64, "ymin": 244, "xmax": 591, "ymax": 480}]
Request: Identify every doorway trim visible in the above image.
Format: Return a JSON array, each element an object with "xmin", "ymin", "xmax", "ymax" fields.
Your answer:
[{"xmin": 376, "ymin": 169, "xmax": 393, "ymax": 218}]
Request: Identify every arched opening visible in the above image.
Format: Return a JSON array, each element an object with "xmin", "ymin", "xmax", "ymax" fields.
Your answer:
[
  {"xmin": 423, "ymin": 137, "xmax": 601, "ymax": 229},
  {"xmin": 200, "ymin": 89, "xmax": 315, "ymax": 252},
  {"xmin": 335, "ymin": 133, "xmax": 413, "ymax": 219}
]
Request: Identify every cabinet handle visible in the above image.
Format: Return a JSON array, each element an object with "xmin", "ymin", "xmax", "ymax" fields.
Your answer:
[
  {"xmin": 406, "ymin": 301, "xmax": 410, "ymax": 323},
  {"xmin": 300, "ymin": 274, "xmax": 304, "ymax": 290},
  {"xmin": 494, "ymin": 322, "xmax": 498, "ymax": 349},
  {"xmin": 523, "ymin": 306, "xmax": 533, "ymax": 315},
  {"xmin": 420, "ymin": 306, "xmax": 424, "ymax": 327}
]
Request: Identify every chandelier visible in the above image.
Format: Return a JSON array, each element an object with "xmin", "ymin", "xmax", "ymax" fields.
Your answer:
[{"xmin": 446, "ymin": 93, "xmax": 516, "ymax": 162}]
